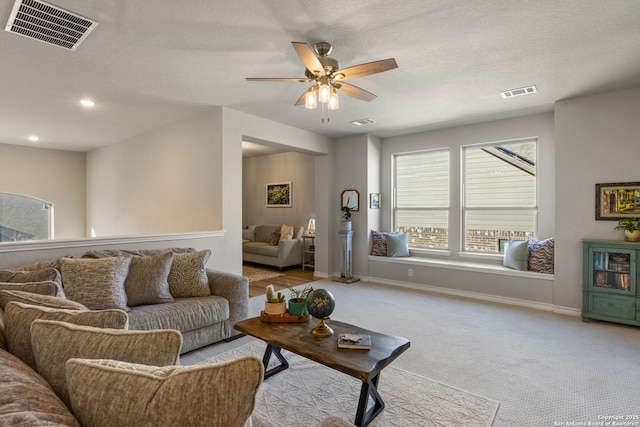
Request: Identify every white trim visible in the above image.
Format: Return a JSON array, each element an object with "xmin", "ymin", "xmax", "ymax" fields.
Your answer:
[
  {"xmin": 369, "ymin": 255, "xmax": 554, "ymax": 280},
  {"xmin": 0, "ymin": 231, "xmax": 225, "ymax": 253},
  {"xmin": 364, "ymin": 275, "xmax": 579, "ymax": 316}
]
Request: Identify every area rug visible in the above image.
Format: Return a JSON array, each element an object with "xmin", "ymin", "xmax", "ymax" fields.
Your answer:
[
  {"xmin": 243, "ymin": 265, "xmax": 284, "ymax": 282},
  {"xmin": 202, "ymin": 340, "xmax": 499, "ymax": 427}
]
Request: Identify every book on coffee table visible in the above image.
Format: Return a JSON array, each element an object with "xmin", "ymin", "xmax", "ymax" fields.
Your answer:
[{"xmin": 337, "ymin": 333, "xmax": 371, "ymax": 350}]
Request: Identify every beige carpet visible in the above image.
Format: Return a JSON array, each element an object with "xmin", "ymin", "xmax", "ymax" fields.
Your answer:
[
  {"xmin": 243, "ymin": 265, "xmax": 284, "ymax": 283},
  {"xmin": 203, "ymin": 340, "xmax": 499, "ymax": 427}
]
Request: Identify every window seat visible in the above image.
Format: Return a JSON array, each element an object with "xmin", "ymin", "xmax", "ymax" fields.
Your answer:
[{"xmin": 369, "ymin": 255, "xmax": 554, "ymax": 280}]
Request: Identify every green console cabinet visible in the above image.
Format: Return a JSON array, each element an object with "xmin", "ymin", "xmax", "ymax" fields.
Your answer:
[{"xmin": 582, "ymin": 239, "xmax": 640, "ymax": 326}]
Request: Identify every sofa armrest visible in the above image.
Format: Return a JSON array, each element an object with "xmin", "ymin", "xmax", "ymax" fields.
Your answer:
[
  {"xmin": 206, "ymin": 269, "xmax": 249, "ymax": 329},
  {"xmin": 277, "ymin": 239, "xmax": 302, "ymax": 265}
]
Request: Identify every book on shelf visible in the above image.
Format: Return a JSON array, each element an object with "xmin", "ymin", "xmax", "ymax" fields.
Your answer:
[{"xmin": 337, "ymin": 333, "xmax": 371, "ymax": 350}]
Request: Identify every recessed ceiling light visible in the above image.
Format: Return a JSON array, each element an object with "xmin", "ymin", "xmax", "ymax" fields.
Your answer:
[
  {"xmin": 500, "ymin": 85, "xmax": 537, "ymax": 98},
  {"xmin": 28, "ymin": 135, "xmax": 39, "ymax": 142},
  {"xmin": 80, "ymin": 99, "xmax": 95, "ymax": 108}
]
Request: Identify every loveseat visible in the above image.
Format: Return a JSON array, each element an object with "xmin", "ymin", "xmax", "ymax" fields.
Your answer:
[{"xmin": 242, "ymin": 225, "xmax": 304, "ymax": 270}]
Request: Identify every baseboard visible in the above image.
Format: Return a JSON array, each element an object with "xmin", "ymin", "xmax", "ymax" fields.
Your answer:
[{"xmin": 363, "ymin": 275, "xmax": 581, "ymax": 317}]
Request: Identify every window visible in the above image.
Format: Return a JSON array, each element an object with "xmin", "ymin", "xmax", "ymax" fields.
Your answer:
[
  {"xmin": 0, "ymin": 193, "xmax": 53, "ymax": 242},
  {"xmin": 393, "ymin": 149, "xmax": 449, "ymax": 249},
  {"xmin": 463, "ymin": 139, "xmax": 537, "ymax": 253}
]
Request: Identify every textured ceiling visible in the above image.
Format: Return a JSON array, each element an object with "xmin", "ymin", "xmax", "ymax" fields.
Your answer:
[{"xmin": 1, "ymin": 0, "xmax": 640, "ymax": 152}]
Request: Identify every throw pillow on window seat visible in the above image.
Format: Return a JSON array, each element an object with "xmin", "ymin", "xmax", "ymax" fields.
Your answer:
[
  {"xmin": 528, "ymin": 237, "xmax": 554, "ymax": 274},
  {"xmin": 370, "ymin": 230, "xmax": 387, "ymax": 256},
  {"xmin": 503, "ymin": 239, "xmax": 529, "ymax": 270},
  {"xmin": 385, "ymin": 233, "xmax": 410, "ymax": 257}
]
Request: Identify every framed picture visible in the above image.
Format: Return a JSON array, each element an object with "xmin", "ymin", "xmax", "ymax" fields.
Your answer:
[
  {"xmin": 266, "ymin": 182, "xmax": 292, "ymax": 208},
  {"xmin": 595, "ymin": 182, "xmax": 640, "ymax": 220},
  {"xmin": 341, "ymin": 189, "xmax": 359, "ymax": 211},
  {"xmin": 370, "ymin": 193, "xmax": 380, "ymax": 209}
]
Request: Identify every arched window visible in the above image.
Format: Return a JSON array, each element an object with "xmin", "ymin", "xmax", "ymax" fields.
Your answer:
[{"xmin": 0, "ymin": 193, "xmax": 53, "ymax": 242}]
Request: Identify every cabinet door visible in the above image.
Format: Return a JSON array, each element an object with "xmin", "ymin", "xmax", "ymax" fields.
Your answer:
[
  {"xmin": 588, "ymin": 247, "xmax": 635, "ymax": 295},
  {"xmin": 589, "ymin": 293, "xmax": 636, "ymax": 320}
]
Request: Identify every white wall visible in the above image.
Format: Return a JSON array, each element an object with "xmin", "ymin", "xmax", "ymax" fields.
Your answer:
[
  {"xmin": 242, "ymin": 152, "xmax": 316, "ymax": 228},
  {"xmin": 0, "ymin": 143, "xmax": 86, "ymax": 239},
  {"xmin": 86, "ymin": 109, "xmax": 223, "ymax": 237},
  {"xmin": 555, "ymin": 86, "xmax": 640, "ymax": 309}
]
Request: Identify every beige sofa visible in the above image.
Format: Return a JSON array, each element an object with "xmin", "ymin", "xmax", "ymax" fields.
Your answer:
[{"xmin": 242, "ymin": 225, "xmax": 304, "ymax": 270}]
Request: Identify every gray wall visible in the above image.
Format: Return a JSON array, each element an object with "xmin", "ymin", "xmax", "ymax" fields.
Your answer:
[
  {"xmin": 242, "ymin": 152, "xmax": 316, "ymax": 228},
  {"xmin": 555, "ymin": 86, "xmax": 640, "ymax": 309},
  {"xmin": 0, "ymin": 143, "xmax": 86, "ymax": 239}
]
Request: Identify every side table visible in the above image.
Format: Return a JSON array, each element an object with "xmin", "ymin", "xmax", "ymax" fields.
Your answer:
[{"xmin": 302, "ymin": 234, "xmax": 315, "ymax": 271}]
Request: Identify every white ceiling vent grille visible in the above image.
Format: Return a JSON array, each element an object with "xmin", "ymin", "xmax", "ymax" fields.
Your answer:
[
  {"xmin": 351, "ymin": 118, "xmax": 376, "ymax": 126},
  {"xmin": 500, "ymin": 85, "xmax": 537, "ymax": 99},
  {"xmin": 5, "ymin": 0, "xmax": 98, "ymax": 51}
]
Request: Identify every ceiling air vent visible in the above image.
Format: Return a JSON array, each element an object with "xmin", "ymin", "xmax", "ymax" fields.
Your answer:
[
  {"xmin": 351, "ymin": 118, "xmax": 376, "ymax": 126},
  {"xmin": 500, "ymin": 85, "xmax": 537, "ymax": 99},
  {"xmin": 5, "ymin": 0, "xmax": 98, "ymax": 51}
]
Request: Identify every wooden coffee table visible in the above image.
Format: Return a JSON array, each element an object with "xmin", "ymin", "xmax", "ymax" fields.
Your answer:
[{"xmin": 234, "ymin": 317, "xmax": 410, "ymax": 427}]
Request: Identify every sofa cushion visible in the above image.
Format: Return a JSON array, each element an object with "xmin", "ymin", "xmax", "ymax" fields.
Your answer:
[
  {"xmin": 0, "ymin": 348, "xmax": 79, "ymax": 426},
  {"xmin": 0, "ymin": 290, "xmax": 87, "ymax": 311},
  {"xmin": 4, "ymin": 302, "xmax": 128, "ymax": 370},
  {"xmin": 254, "ymin": 225, "xmax": 280, "ymax": 243},
  {"xmin": 257, "ymin": 245, "xmax": 279, "ymax": 257},
  {"xmin": 242, "ymin": 241, "xmax": 264, "ymax": 255},
  {"xmin": 167, "ymin": 250, "xmax": 211, "ymax": 298},
  {"xmin": 66, "ymin": 356, "xmax": 263, "ymax": 427},
  {"xmin": 81, "ymin": 247, "xmax": 196, "ymax": 259},
  {"xmin": 0, "ymin": 268, "xmax": 64, "ymax": 297},
  {"xmin": 59, "ymin": 256, "xmax": 132, "ymax": 312},
  {"xmin": 31, "ymin": 320, "xmax": 182, "ymax": 408},
  {"xmin": 0, "ymin": 281, "xmax": 62, "ymax": 297},
  {"xmin": 8, "ymin": 258, "xmax": 60, "ymax": 271},
  {"xmin": 280, "ymin": 224, "xmax": 294, "ymax": 240},
  {"xmin": 124, "ymin": 252, "xmax": 175, "ymax": 307},
  {"xmin": 127, "ymin": 296, "xmax": 229, "ymax": 333}
]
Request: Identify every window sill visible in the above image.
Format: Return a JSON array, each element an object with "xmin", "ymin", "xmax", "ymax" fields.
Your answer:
[{"xmin": 368, "ymin": 255, "xmax": 554, "ymax": 280}]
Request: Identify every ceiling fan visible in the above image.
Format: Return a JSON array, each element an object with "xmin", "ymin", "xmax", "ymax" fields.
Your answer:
[{"xmin": 246, "ymin": 41, "xmax": 398, "ymax": 111}]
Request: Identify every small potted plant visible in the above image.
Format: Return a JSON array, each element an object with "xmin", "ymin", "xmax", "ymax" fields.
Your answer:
[
  {"xmin": 615, "ymin": 217, "xmax": 640, "ymax": 242},
  {"xmin": 340, "ymin": 205, "xmax": 352, "ymax": 231},
  {"xmin": 264, "ymin": 285, "xmax": 286, "ymax": 315},
  {"xmin": 287, "ymin": 285, "xmax": 313, "ymax": 316}
]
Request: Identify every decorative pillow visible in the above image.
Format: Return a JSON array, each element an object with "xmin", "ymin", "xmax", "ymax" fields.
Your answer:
[
  {"xmin": 31, "ymin": 320, "xmax": 182, "ymax": 408},
  {"xmin": 167, "ymin": 250, "xmax": 211, "ymax": 298},
  {"xmin": 81, "ymin": 248, "xmax": 195, "ymax": 259},
  {"xmin": 503, "ymin": 239, "xmax": 529, "ymax": 270},
  {"xmin": 66, "ymin": 356, "xmax": 263, "ymax": 427},
  {"xmin": 370, "ymin": 230, "xmax": 388, "ymax": 256},
  {"xmin": 268, "ymin": 229, "xmax": 281, "ymax": 246},
  {"xmin": 0, "ymin": 268, "xmax": 63, "ymax": 297},
  {"xmin": 10, "ymin": 258, "xmax": 60, "ymax": 271},
  {"xmin": 280, "ymin": 224, "xmax": 294, "ymax": 241},
  {"xmin": 385, "ymin": 233, "xmax": 410, "ymax": 257},
  {"xmin": 242, "ymin": 228, "xmax": 255, "ymax": 241},
  {"xmin": 59, "ymin": 256, "xmax": 132, "ymax": 311},
  {"xmin": 0, "ymin": 281, "xmax": 61, "ymax": 297},
  {"xmin": 0, "ymin": 308, "xmax": 6, "ymax": 351},
  {"xmin": 0, "ymin": 290, "xmax": 88, "ymax": 311},
  {"xmin": 4, "ymin": 302, "xmax": 128, "ymax": 370},
  {"xmin": 528, "ymin": 238, "xmax": 555, "ymax": 274},
  {"xmin": 124, "ymin": 252, "xmax": 174, "ymax": 307}
]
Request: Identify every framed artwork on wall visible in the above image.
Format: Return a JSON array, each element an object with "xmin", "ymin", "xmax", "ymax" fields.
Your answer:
[
  {"xmin": 370, "ymin": 193, "xmax": 380, "ymax": 209},
  {"xmin": 341, "ymin": 189, "xmax": 359, "ymax": 211},
  {"xmin": 595, "ymin": 182, "xmax": 640, "ymax": 220},
  {"xmin": 266, "ymin": 182, "xmax": 292, "ymax": 208}
]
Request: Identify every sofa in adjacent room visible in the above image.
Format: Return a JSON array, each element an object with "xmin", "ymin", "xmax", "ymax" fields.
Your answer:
[{"xmin": 242, "ymin": 224, "xmax": 304, "ymax": 270}]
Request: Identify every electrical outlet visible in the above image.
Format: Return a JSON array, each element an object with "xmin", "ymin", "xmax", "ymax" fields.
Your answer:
[{"xmin": 408, "ymin": 268, "xmax": 413, "ymax": 277}]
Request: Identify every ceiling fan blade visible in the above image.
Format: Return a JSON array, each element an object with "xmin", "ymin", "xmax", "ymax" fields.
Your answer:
[
  {"xmin": 245, "ymin": 77, "xmax": 310, "ymax": 82},
  {"xmin": 334, "ymin": 58, "xmax": 398, "ymax": 81},
  {"xmin": 334, "ymin": 82, "xmax": 377, "ymax": 102},
  {"xmin": 292, "ymin": 42, "xmax": 325, "ymax": 77},
  {"xmin": 295, "ymin": 87, "xmax": 314, "ymax": 106}
]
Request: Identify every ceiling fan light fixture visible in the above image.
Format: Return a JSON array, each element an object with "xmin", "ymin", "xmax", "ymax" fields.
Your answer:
[
  {"xmin": 328, "ymin": 90, "xmax": 339, "ymax": 110},
  {"xmin": 318, "ymin": 78, "xmax": 330, "ymax": 103},
  {"xmin": 305, "ymin": 88, "xmax": 318, "ymax": 109}
]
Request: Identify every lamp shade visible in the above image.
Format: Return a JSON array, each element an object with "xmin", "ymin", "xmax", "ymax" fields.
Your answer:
[{"xmin": 307, "ymin": 218, "xmax": 316, "ymax": 235}]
